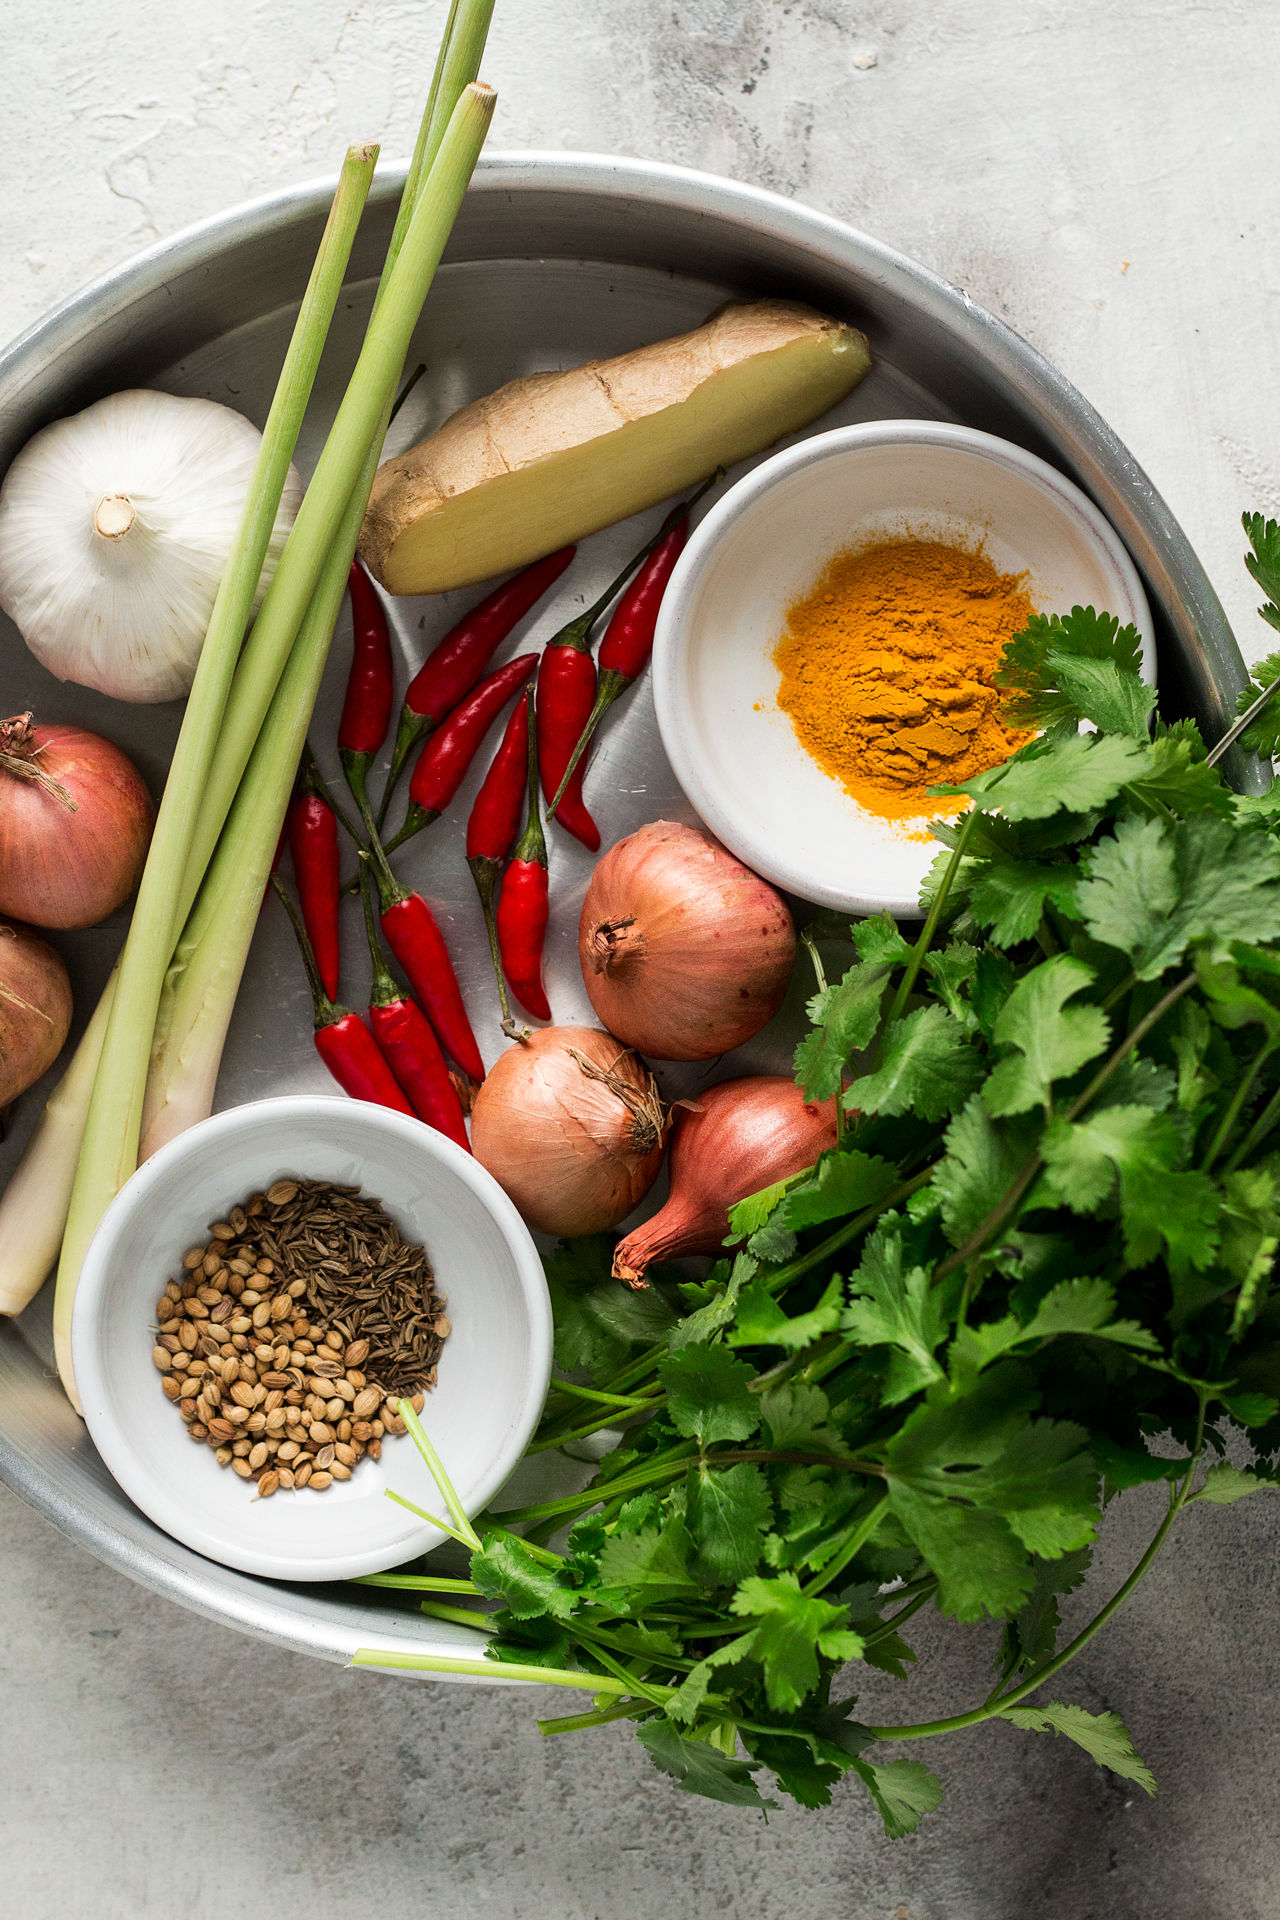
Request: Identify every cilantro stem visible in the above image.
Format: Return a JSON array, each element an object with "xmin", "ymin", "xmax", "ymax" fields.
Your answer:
[
  {"xmin": 418, "ymin": 1599, "xmax": 493, "ymax": 1630},
  {"xmin": 764, "ymin": 1171, "xmax": 933, "ymax": 1299},
  {"xmin": 1200, "ymin": 1040, "xmax": 1278, "ymax": 1171},
  {"xmin": 354, "ymin": 1573, "xmax": 480, "ymax": 1593},
  {"xmin": 383, "ymin": 1488, "xmax": 478, "ymax": 1548},
  {"xmin": 545, "ymin": 1377, "xmax": 658, "ymax": 1411},
  {"xmin": 714, "ymin": 1447, "xmax": 885, "ymax": 1475},
  {"xmin": 538, "ymin": 1700, "xmax": 652, "ymax": 1736},
  {"xmin": 527, "ymin": 1397, "xmax": 668, "ymax": 1455},
  {"xmin": 349, "ymin": 1650, "xmax": 660, "ymax": 1692},
  {"xmin": 398, "ymin": 1398, "xmax": 482, "ymax": 1549},
  {"xmin": 1224, "ymin": 1077, "xmax": 1280, "ymax": 1171},
  {"xmin": 801, "ymin": 1492, "xmax": 889, "ymax": 1596},
  {"xmin": 861, "ymin": 1585, "xmax": 934, "ymax": 1646},
  {"xmin": 884, "ymin": 807, "xmax": 979, "ymax": 1029},
  {"xmin": 487, "ymin": 1447, "xmax": 696, "ymax": 1526}
]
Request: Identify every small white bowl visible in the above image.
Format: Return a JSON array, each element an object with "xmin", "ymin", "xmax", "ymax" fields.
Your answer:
[
  {"xmin": 653, "ymin": 421, "xmax": 1155, "ymax": 916},
  {"xmin": 72, "ymin": 1096, "xmax": 552, "ymax": 1582}
]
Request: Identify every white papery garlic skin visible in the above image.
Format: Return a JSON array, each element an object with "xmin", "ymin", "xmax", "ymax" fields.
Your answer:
[{"xmin": 0, "ymin": 389, "xmax": 304, "ymax": 704}]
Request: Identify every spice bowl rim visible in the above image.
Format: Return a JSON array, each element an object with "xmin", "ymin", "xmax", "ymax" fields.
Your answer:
[
  {"xmin": 71, "ymin": 1093, "xmax": 553, "ymax": 1582},
  {"xmin": 651, "ymin": 417, "xmax": 1156, "ymax": 917}
]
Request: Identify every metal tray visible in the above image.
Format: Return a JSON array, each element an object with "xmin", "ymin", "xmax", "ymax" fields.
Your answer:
[{"xmin": 0, "ymin": 152, "xmax": 1264, "ymax": 1672}]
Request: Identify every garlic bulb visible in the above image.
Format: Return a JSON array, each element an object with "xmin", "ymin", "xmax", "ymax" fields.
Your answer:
[{"xmin": 0, "ymin": 389, "xmax": 304, "ymax": 704}]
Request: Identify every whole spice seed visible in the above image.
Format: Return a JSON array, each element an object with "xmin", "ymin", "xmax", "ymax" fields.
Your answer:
[{"xmin": 149, "ymin": 1176, "xmax": 447, "ymax": 1495}]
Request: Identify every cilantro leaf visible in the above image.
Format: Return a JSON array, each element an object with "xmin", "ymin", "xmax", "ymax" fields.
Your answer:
[
  {"xmin": 933, "ymin": 1096, "xmax": 1028, "ymax": 1248},
  {"xmin": 1078, "ymin": 814, "xmax": 1280, "ymax": 979},
  {"xmin": 938, "ymin": 731, "xmax": 1150, "ymax": 821},
  {"xmin": 953, "ymin": 1418, "xmax": 1099, "ymax": 1558},
  {"xmin": 1191, "ymin": 1463, "xmax": 1279, "ymax": 1505},
  {"xmin": 794, "ymin": 960, "xmax": 890, "ymax": 1101},
  {"xmin": 470, "ymin": 1533, "xmax": 577, "ymax": 1620},
  {"xmin": 843, "ymin": 1225, "xmax": 948, "ymax": 1404},
  {"xmin": 636, "ymin": 1719, "xmax": 778, "ymax": 1810},
  {"xmin": 950, "ymin": 1277, "xmax": 1161, "ymax": 1378},
  {"xmin": 1124, "ymin": 732, "xmax": 1234, "ymax": 819},
  {"xmin": 775, "ymin": 1148, "xmax": 901, "ymax": 1232},
  {"xmin": 887, "ymin": 1486, "xmax": 1035, "ymax": 1619},
  {"xmin": 999, "ymin": 1701, "xmax": 1156, "ymax": 1795},
  {"xmin": 1046, "ymin": 652, "xmax": 1156, "ymax": 738},
  {"xmin": 758, "ymin": 1382, "xmax": 845, "ymax": 1453},
  {"xmin": 1039, "ymin": 1105, "xmax": 1221, "ymax": 1273},
  {"xmin": 1244, "ymin": 510, "xmax": 1280, "ymax": 610},
  {"xmin": 659, "ymin": 1345, "xmax": 761, "ymax": 1445},
  {"xmin": 967, "ymin": 859, "xmax": 1082, "ymax": 948},
  {"xmin": 995, "ymin": 604, "xmax": 1144, "ymax": 729},
  {"xmin": 545, "ymin": 1237, "xmax": 679, "ymax": 1381},
  {"xmin": 849, "ymin": 1755, "xmax": 945, "ymax": 1839},
  {"xmin": 729, "ymin": 1271, "xmax": 845, "ymax": 1353},
  {"xmin": 983, "ymin": 954, "xmax": 1109, "ymax": 1117},
  {"xmin": 852, "ymin": 914, "xmax": 913, "ymax": 964},
  {"xmin": 996, "ymin": 1547, "xmax": 1093, "ymax": 1681},
  {"xmin": 730, "ymin": 1573, "xmax": 865, "ymax": 1712},
  {"xmin": 844, "ymin": 1005, "xmax": 984, "ymax": 1122},
  {"xmin": 686, "ymin": 1462, "xmax": 773, "ymax": 1586},
  {"xmin": 925, "ymin": 941, "xmax": 980, "ymax": 1025},
  {"xmin": 596, "ymin": 1520, "xmax": 700, "ymax": 1610}
]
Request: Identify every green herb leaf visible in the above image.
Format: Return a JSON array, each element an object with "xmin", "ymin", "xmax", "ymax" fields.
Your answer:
[
  {"xmin": 996, "ymin": 1547, "xmax": 1093, "ymax": 1681},
  {"xmin": 596, "ymin": 1519, "xmax": 701, "ymax": 1610},
  {"xmin": 730, "ymin": 1573, "xmax": 865, "ymax": 1712},
  {"xmin": 1124, "ymin": 733, "xmax": 1234, "ymax": 819},
  {"xmin": 545, "ymin": 1237, "xmax": 679, "ymax": 1380},
  {"xmin": 843, "ymin": 1225, "xmax": 948, "ymax": 1404},
  {"xmin": 1191, "ymin": 1463, "xmax": 1279, "ymax": 1505},
  {"xmin": 758, "ymin": 1382, "xmax": 846, "ymax": 1453},
  {"xmin": 660, "ymin": 1345, "xmax": 761, "ymax": 1445},
  {"xmin": 938, "ymin": 732, "xmax": 1150, "ymax": 821},
  {"xmin": 729, "ymin": 1271, "xmax": 845, "ymax": 1353},
  {"xmin": 775, "ymin": 1149, "xmax": 901, "ymax": 1232},
  {"xmin": 794, "ymin": 960, "xmax": 891, "ymax": 1101},
  {"xmin": 999, "ymin": 1701, "xmax": 1156, "ymax": 1795},
  {"xmin": 687, "ymin": 1462, "xmax": 773, "ymax": 1586},
  {"xmin": 983, "ymin": 954, "xmax": 1109, "ymax": 1117},
  {"xmin": 637, "ymin": 1719, "xmax": 778, "ymax": 1810},
  {"xmin": 967, "ymin": 859, "xmax": 1082, "ymax": 948},
  {"xmin": 1078, "ymin": 815, "xmax": 1280, "ymax": 979},
  {"xmin": 852, "ymin": 914, "xmax": 913, "ymax": 965},
  {"xmin": 844, "ymin": 1005, "xmax": 984, "ymax": 1122},
  {"xmin": 995, "ymin": 605, "xmax": 1144, "ymax": 729},
  {"xmin": 1046, "ymin": 652, "xmax": 1156, "ymax": 737},
  {"xmin": 470, "ymin": 1533, "xmax": 577, "ymax": 1620},
  {"xmin": 886, "ymin": 1486, "xmax": 1034, "ymax": 1619},
  {"xmin": 848, "ymin": 1756, "xmax": 945, "ymax": 1839},
  {"xmin": 933, "ymin": 1096, "xmax": 1029, "ymax": 1248}
]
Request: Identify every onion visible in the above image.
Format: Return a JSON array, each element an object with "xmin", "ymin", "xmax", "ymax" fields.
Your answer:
[
  {"xmin": 0, "ymin": 712, "xmax": 154, "ymax": 929},
  {"xmin": 471, "ymin": 1026, "xmax": 666, "ymax": 1236},
  {"xmin": 578, "ymin": 821, "xmax": 796, "ymax": 1061},
  {"xmin": 612, "ymin": 1075, "xmax": 836, "ymax": 1287},
  {"xmin": 0, "ymin": 917, "xmax": 73, "ymax": 1105}
]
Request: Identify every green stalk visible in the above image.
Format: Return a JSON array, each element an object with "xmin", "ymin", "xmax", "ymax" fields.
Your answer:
[
  {"xmin": 354, "ymin": 1573, "xmax": 481, "ymax": 1593},
  {"xmin": 349, "ymin": 1651, "xmax": 652, "ymax": 1692},
  {"xmin": 56, "ymin": 92, "xmax": 496, "ymax": 1402},
  {"xmin": 418, "ymin": 1600, "xmax": 493, "ymax": 1631},
  {"xmin": 884, "ymin": 806, "xmax": 978, "ymax": 1029},
  {"xmin": 801, "ymin": 1492, "xmax": 888, "ymax": 1597},
  {"xmin": 399, "ymin": 1396, "xmax": 483, "ymax": 1548}
]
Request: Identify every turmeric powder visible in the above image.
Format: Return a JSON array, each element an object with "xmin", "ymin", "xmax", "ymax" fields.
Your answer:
[{"xmin": 773, "ymin": 539, "xmax": 1035, "ymax": 819}]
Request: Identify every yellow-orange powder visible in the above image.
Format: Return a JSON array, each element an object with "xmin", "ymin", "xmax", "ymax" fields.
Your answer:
[{"xmin": 773, "ymin": 540, "xmax": 1036, "ymax": 819}]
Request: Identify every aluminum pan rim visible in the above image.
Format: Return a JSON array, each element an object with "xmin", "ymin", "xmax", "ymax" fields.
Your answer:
[{"xmin": 0, "ymin": 149, "xmax": 1263, "ymax": 1670}]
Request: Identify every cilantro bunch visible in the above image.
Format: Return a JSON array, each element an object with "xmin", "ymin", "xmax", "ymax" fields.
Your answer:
[{"xmin": 359, "ymin": 518, "xmax": 1280, "ymax": 1835}]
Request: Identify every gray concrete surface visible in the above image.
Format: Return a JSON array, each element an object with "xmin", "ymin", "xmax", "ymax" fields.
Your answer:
[{"xmin": 4, "ymin": 2, "xmax": 1280, "ymax": 1914}]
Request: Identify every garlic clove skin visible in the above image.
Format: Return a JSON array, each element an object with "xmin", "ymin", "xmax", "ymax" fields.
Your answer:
[{"xmin": 0, "ymin": 389, "xmax": 303, "ymax": 704}]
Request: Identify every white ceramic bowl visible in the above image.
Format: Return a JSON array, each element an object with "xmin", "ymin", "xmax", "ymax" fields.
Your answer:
[
  {"xmin": 653, "ymin": 421, "xmax": 1156, "ymax": 916},
  {"xmin": 72, "ymin": 1096, "xmax": 552, "ymax": 1582}
]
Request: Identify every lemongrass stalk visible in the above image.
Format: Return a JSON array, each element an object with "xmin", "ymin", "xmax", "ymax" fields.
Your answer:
[
  {"xmin": 55, "ymin": 150, "xmax": 379, "ymax": 1347},
  {"xmin": 178, "ymin": 81, "xmax": 497, "ymax": 907},
  {"xmin": 0, "ymin": 973, "xmax": 117, "ymax": 1315},
  {"xmin": 136, "ymin": 502, "xmax": 362, "ymax": 1162}
]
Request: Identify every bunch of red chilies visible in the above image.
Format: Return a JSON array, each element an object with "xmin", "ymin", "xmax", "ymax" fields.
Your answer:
[{"xmin": 272, "ymin": 482, "xmax": 712, "ymax": 1154}]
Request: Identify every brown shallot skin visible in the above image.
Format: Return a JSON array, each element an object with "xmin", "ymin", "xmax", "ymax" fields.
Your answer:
[
  {"xmin": 613, "ymin": 1074, "xmax": 837, "ymax": 1288},
  {"xmin": 579, "ymin": 821, "xmax": 796, "ymax": 1061},
  {"xmin": 471, "ymin": 1025, "xmax": 666, "ymax": 1237},
  {"xmin": 0, "ymin": 916, "xmax": 72, "ymax": 1104}
]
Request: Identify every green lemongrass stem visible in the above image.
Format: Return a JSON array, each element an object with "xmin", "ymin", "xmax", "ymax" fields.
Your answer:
[
  {"xmin": 384, "ymin": 1488, "xmax": 476, "ymax": 1548},
  {"xmin": 883, "ymin": 807, "xmax": 979, "ymax": 1030},
  {"xmin": 0, "ymin": 972, "xmax": 117, "ymax": 1315},
  {"xmin": 418, "ymin": 1600, "xmax": 494, "ymax": 1630},
  {"xmin": 54, "ymin": 148, "xmax": 381, "ymax": 1380},
  {"xmin": 419, "ymin": 0, "xmax": 496, "ymax": 180},
  {"xmin": 801, "ymin": 1492, "xmax": 889, "ymax": 1598},
  {"xmin": 178, "ymin": 86, "xmax": 496, "ymax": 913},
  {"xmin": 135, "ymin": 521, "xmax": 360, "ymax": 1165},
  {"xmin": 933, "ymin": 970, "xmax": 1200, "ymax": 1287},
  {"xmin": 398, "ymin": 1397, "xmax": 482, "ymax": 1548},
  {"xmin": 349, "ymin": 1649, "xmax": 660, "ymax": 1693},
  {"xmin": 355, "ymin": 1573, "xmax": 480, "ymax": 1593}
]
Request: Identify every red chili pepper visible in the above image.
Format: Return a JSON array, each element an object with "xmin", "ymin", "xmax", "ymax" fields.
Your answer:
[
  {"xmin": 339, "ymin": 560, "xmax": 395, "ymax": 838},
  {"xmin": 286, "ymin": 752, "xmax": 341, "ymax": 1001},
  {"xmin": 271, "ymin": 876, "xmax": 413, "ymax": 1114},
  {"xmin": 544, "ymin": 474, "xmax": 719, "ymax": 827},
  {"xmin": 378, "ymin": 545, "xmax": 575, "ymax": 827},
  {"xmin": 497, "ymin": 693, "xmax": 551, "ymax": 1021},
  {"xmin": 379, "ymin": 652, "xmax": 537, "ymax": 859},
  {"xmin": 536, "ymin": 642, "xmax": 600, "ymax": 851},
  {"xmin": 467, "ymin": 693, "xmax": 531, "ymax": 1030},
  {"xmin": 359, "ymin": 861, "xmax": 471, "ymax": 1152},
  {"xmin": 365, "ymin": 833, "xmax": 485, "ymax": 1085}
]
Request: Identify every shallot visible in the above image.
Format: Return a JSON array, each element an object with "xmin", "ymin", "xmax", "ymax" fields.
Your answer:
[
  {"xmin": 579, "ymin": 821, "xmax": 795, "ymax": 1060},
  {"xmin": 0, "ymin": 712, "xmax": 154, "ymax": 929},
  {"xmin": 612, "ymin": 1074, "xmax": 836, "ymax": 1287},
  {"xmin": 0, "ymin": 917, "xmax": 73, "ymax": 1105},
  {"xmin": 471, "ymin": 1026, "xmax": 666, "ymax": 1235}
]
